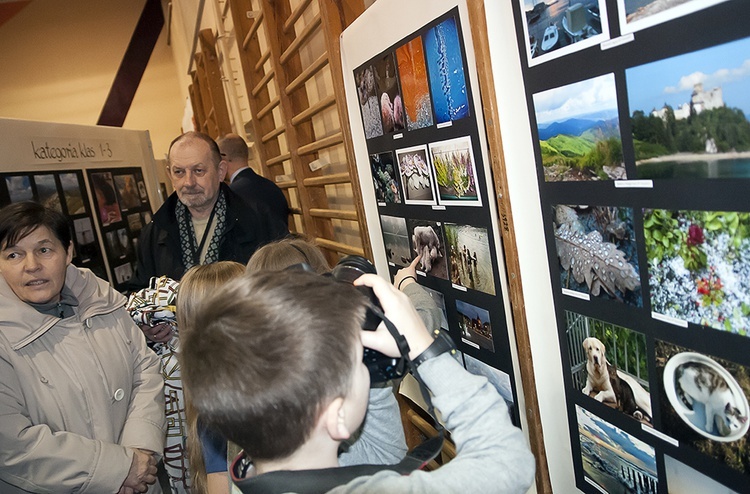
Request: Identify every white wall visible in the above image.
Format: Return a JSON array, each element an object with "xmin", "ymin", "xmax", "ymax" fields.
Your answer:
[
  {"xmin": 0, "ymin": 0, "xmax": 185, "ymax": 160},
  {"xmin": 485, "ymin": 1, "xmax": 575, "ymax": 491}
]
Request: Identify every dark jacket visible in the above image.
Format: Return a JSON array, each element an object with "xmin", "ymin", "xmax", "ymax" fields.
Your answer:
[
  {"xmin": 230, "ymin": 167, "xmax": 289, "ymax": 227},
  {"xmin": 128, "ymin": 183, "xmax": 287, "ymax": 290}
]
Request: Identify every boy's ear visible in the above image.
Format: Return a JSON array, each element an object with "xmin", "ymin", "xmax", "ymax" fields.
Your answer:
[{"xmin": 323, "ymin": 397, "xmax": 352, "ymax": 441}]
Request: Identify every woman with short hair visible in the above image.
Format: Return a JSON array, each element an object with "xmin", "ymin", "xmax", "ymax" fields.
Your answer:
[{"xmin": 0, "ymin": 201, "xmax": 166, "ymax": 494}]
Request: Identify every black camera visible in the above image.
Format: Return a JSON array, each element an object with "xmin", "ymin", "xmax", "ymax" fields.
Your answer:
[{"xmin": 330, "ymin": 255, "xmax": 407, "ymax": 383}]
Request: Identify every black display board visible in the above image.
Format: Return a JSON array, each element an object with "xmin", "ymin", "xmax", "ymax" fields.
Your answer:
[
  {"xmin": 512, "ymin": 0, "xmax": 750, "ymax": 491},
  {"xmin": 350, "ymin": 6, "xmax": 520, "ymax": 425},
  {"xmin": 0, "ymin": 171, "xmax": 108, "ymax": 281},
  {"xmin": 87, "ymin": 167, "xmax": 153, "ymax": 293}
]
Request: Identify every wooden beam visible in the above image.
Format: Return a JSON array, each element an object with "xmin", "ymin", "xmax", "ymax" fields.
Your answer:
[
  {"xmin": 467, "ymin": 2, "xmax": 551, "ymax": 492},
  {"xmin": 309, "ymin": 208, "xmax": 358, "ymax": 221}
]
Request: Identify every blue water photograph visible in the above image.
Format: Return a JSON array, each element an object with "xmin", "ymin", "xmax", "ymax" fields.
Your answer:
[
  {"xmin": 577, "ymin": 405, "xmax": 658, "ymax": 494},
  {"xmin": 423, "ymin": 16, "xmax": 469, "ymax": 124},
  {"xmin": 626, "ymin": 37, "xmax": 750, "ymax": 180},
  {"xmin": 534, "ymin": 74, "xmax": 625, "ymax": 181}
]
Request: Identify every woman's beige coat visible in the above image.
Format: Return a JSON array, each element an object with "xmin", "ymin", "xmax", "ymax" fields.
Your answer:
[{"xmin": 0, "ymin": 265, "xmax": 165, "ymax": 493}]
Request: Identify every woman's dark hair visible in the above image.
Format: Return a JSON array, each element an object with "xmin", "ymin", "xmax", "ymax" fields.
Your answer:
[{"xmin": 0, "ymin": 201, "xmax": 72, "ymax": 249}]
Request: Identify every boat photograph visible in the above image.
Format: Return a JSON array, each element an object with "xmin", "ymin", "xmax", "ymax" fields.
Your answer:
[
  {"xmin": 521, "ymin": 0, "xmax": 608, "ymax": 65},
  {"xmin": 541, "ymin": 23, "xmax": 559, "ymax": 52}
]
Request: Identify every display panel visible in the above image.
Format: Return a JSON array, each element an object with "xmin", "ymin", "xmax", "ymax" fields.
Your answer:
[
  {"xmin": 0, "ymin": 170, "xmax": 107, "ymax": 280},
  {"xmin": 87, "ymin": 167, "xmax": 154, "ymax": 293},
  {"xmin": 343, "ymin": 2, "xmax": 521, "ymax": 425},
  {"xmin": 511, "ymin": 0, "xmax": 750, "ymax": 491}
]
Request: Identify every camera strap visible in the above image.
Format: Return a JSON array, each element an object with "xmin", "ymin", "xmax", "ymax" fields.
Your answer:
[{"xmin": 367, "ymin": 304, "xmax": 446, "ymax": 440}]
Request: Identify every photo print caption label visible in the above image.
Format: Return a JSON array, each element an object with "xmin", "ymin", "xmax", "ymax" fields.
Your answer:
[
  {"xmin": 461, "ymin": 338, "xmax": 480, "ymax": 350},
  {"xmin": 437, "ymin": 121, "xmax": 453, "ymax": 129},
  {"xmin": 562, "ymin": 288, "xmax": 591, "ymax": 301},
  {"xmin": 642, "ymin": 424, "xmax": 679, "ymax": 447},
  {"xmin": 651, "ymin": 311, "xmax": 688, "ymax": 328},
  {"xmin": 615, "ymin": 180, "xmax": 653, "ymax": 189},
  {"xmin": 601, "ymin": 33, "xmax": 635, "ymax": 51}
]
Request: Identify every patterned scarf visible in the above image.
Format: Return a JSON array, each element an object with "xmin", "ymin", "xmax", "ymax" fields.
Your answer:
[{"xmin": 175, "ymin": 190, "xmax": 227, "ymax": 271}]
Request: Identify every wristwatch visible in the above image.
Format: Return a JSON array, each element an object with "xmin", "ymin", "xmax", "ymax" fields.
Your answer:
[{"xmin": 411, "ymin": 329, "xmax": 457, "ymax": 369}]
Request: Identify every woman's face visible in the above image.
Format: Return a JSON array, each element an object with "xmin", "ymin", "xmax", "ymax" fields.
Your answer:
[{"xmin": 0, "ymin": 226, "xmax": 73, "ymax": 305}]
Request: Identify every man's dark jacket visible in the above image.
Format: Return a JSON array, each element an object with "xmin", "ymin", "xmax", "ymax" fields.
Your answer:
[
  {"xmin": 230, "ymin": 167, "xmax": 289, "ymax": 227},
  {"xmin": 127, "ymin": 183, "xmax": 287, "ymax": 290}
]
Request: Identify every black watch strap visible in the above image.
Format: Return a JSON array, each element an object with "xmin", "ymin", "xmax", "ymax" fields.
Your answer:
[{"xmin": 411, "ymin": 329, "xmax": 456, "ymax": 369}]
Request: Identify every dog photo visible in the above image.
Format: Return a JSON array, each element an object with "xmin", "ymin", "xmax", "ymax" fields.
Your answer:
[
  {"xmin": 656, "ymin": 340, "xmax": 750, "ymax": 476},
  {"xmin": 577, "ymin": 405, "xmax": 658, "ymax": 494},
  {"xmin": 456, "ymin": 299, "xmax": 494, "ymax": 353},
  {"xmin": 405, "ymin": 218, "xmax": 448, "ymax": 280},
  {"xmin": 566, "ymin": 310, "xmax": 652, "ymax": 426},
  {"xmin": 380, "ymin": 215, "xmax": 411, "ymax": 268}
]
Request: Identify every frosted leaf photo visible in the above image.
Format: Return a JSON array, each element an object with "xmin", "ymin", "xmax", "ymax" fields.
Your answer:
[
  {"xmin": 534, "ymin": 73, "xmax": 625, "ymax": 182},
  {"xmin": 554, "ymin": 205, "xmax": 642, "ymax": 306}
]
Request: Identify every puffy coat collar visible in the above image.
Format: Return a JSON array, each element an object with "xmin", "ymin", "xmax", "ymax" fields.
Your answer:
[{"xmin": 0, "ymin": 265, "xmax": 126, "ymax": 350}]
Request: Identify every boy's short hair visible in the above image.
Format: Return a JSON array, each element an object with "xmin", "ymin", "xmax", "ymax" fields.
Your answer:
[{"xmin": 181, "ymin": 269, "xmax": 368, "ymax": 460}]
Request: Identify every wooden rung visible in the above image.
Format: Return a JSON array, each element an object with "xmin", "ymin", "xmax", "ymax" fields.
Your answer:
[
  {"xmin": 242, "ymin": 10, "xmax": 265, "ymax": 51},
  {"xmin": 255, "ymin": 50, "xmax": 271, "ymax": 72},
  {"xmin": 297, "ymin": 132, "xmax": 343, "ymax": 156},
  {"xmin": 291, "ymin": 95, "xmax": 336, "ymax": 126},
  {"xmin": 283, "ymin": 0, "xmax": 313, "ymax": 33},
  {"xmin": 279, "ymin": 13, "xmax": 322, "ymax": 65},
  {"xmin": 310, "ymin": 208, "xmax": 358, "ymax": 221},
  {"xmin": 289, "ymin": 207, "xmax": 303, "ymax": 215},
  {"xmin": 251, "ymin": 69, "xmax": 275, "ymax": 97},
  {"xmin": 266, "ymin": 152, "xmax": 291, "ymax": 166},
  {"xmin": 315, "ymin": 237, "xmax": 364, "ymax": 257},
  {"xmin": 286, "ymin": 53, "xmax": 329, "ymax": 95},
  {"xmin": 261, "ymin": 125, "xmax": 285, "ymax": 143},
  {"xmin": 257, "ymin": 97, "xmax": 280, "ymax": 119},
  {"xmin": 275, "ymin": 180, "xmax": 296, "ymax": 189},
  {"xmin": 303, "ymin": 172, "xmax": 351, "ymax": 187}
]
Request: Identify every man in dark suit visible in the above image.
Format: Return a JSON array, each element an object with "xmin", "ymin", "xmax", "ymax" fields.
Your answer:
[{"xmin": 218, "ymin": 133, "xmax": 289, "ymax": 227}]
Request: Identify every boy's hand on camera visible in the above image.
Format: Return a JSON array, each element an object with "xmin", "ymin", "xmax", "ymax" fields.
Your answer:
[{"xmin": 355, "ymin": 273, "xmax": 433, "ymax": 360}]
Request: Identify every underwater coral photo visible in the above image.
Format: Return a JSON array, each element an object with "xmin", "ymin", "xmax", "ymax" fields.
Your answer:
[{"xmin": 644, "ymin": 209, "xmax": 750, "ymax": 335}]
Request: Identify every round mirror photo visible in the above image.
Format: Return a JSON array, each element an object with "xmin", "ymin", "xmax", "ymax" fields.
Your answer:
[{"xmin": 663, "ymin": 352, "xmax": 749, "ymax": 442}]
